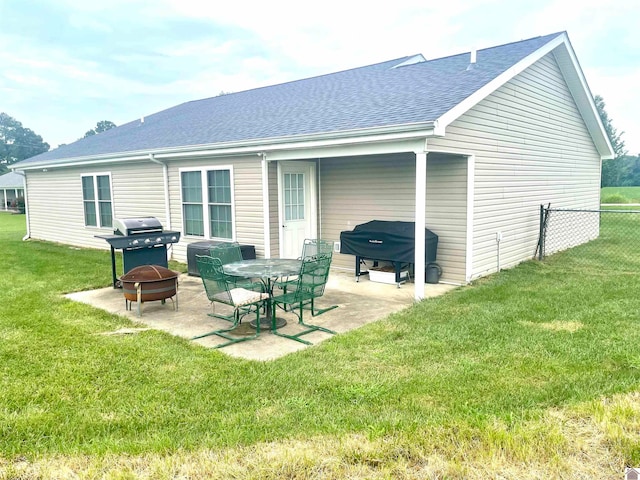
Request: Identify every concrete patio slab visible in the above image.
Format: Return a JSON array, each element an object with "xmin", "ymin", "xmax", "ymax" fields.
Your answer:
[{"xmin": 65, "ymin": 270, "xmax": 457, "ymax": 361}]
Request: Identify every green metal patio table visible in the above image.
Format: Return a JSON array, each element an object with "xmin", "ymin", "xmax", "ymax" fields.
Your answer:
[{"xmin": 223, "ymin": 258, "xmax": 302, "ymax": 329}]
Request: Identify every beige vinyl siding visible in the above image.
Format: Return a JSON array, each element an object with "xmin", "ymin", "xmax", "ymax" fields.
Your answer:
[
  {"xmin": 424, "ymin": 153, "xmax": 468, "ymax": 283},
  {"xmin": 429, "ymin": 52, "xmax": 601, "ymax": 279},
  {"xmin": 167, "ymin": 156, "xmax": 265, "ymax": 263},
  {"xmin": 319, "ymin": 153, "xmax": 467, "ymax": 284},
  {"xmin": 26, "ymin": 161, "xmax": 165, "ymax": 250}
]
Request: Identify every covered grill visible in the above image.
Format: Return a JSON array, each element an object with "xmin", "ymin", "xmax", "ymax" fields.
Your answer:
[
  {"xmin": 340, "ymin": 220, "xmax": 438, "ymax": 285},
  {"xmin": 96, "ymin": 216, "xmax": 181, "ymax": 288}
]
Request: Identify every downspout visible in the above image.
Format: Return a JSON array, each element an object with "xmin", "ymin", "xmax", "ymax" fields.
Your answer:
[
  {"xmin": 14, "ymin": 170, "xmax": 29, "ymax": 240},
  {"xmin": 261, "ymin": 153, "xmax": 271, "ymax": 258},
  {"xmin": 149, "ymin": 154, "xmax": 173, "ymax": 259}
]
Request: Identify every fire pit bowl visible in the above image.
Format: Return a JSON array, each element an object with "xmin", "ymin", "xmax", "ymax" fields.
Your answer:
[{"xmin": 119, "ymin": 265, "xmax": 179, "ymax": 316}]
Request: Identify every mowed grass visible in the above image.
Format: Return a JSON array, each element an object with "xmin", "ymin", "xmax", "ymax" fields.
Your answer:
[
  {"xmin": 602, "ymin": 186, "xmax": 640, "ymax": 203},
  {"xmin": 1, "ymin": 212, "xmax": 640, "ymax": 478}
]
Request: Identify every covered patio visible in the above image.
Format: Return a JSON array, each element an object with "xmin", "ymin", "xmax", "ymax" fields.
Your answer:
[{"xmin": 66, "ymin": 270, "xmax": 456, "ymax": 361}]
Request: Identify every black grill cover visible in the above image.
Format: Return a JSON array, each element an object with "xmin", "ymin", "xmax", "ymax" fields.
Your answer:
[{"xmin": 340, "ymin": 220, "xmax": 438, "ymax": 264}]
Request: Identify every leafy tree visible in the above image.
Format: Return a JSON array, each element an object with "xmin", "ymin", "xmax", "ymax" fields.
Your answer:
[
  {"xmin": 595, "ymin": 95, "xmax": 626, "ymax": 157},
  {"xmin": 83, "ymin": 120, "xmax": 116, "ymax": 138},
  {"xmin": 596, "ymin": 95, "xmax": 628, "ymax": 187},
  {"xmin": 0, "ymin": 113, "xmax": 50, "ymax": 173}
]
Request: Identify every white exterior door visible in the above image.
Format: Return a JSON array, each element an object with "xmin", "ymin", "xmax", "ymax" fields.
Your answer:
[{"xmin": 279, "ymin": 162, "xmax": 316, "ymax": 258}]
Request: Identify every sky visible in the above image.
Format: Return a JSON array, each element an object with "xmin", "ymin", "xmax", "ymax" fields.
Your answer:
[{"xmin": 1, "ymin": 0, "xmax": 639, "ymax": 154}]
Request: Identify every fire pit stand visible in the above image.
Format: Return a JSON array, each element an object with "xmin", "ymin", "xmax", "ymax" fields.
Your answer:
[{"xmin": 119, "ymin": 265, "xmax": 179, "ymax": 317}]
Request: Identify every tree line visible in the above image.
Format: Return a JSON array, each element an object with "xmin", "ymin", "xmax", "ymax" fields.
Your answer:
[
  {"xmin": 0, "ymin": 113, "xmax": 116, "ymax": 174},
  {"xmin": 594, "ymin": 95, "xmax": 636, "ymax": 187}
]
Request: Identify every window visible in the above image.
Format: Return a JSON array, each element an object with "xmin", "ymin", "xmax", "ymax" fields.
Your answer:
[
  {"xmin": 180, "ymin": 167, "xmax": 234, "ymax": 239},
  {"xmin": 82, "ymin": 174, "xmax": 112, "ymax": 228}
]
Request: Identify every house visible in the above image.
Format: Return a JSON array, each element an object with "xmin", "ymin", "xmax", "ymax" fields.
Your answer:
[
  {"xmin": 11, "ymin": 31, "xmax": 614, "ymax": 300},
  {"xmin": 0, "ymin": 172, "xmax": 25, "ymax": 210}
]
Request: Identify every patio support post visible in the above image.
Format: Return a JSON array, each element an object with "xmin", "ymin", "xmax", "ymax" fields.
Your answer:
[
  {"xmin": 414, "ymin": 151, "xmax": 427, "ymax": 301},
  {"xmin": 261, "ymin": 153, "xmax": 271, "ymax": 259}
]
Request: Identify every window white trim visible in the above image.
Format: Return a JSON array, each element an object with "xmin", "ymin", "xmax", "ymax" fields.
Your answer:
[
  {"xmin": 81, "ymin": 172, "xmax": 114, "ymax": 229},
  {"xmin": 179, "ymin": 165, "xmax": 236, "ymax": 241}
]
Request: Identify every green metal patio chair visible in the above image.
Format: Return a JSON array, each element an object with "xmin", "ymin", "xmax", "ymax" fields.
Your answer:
[
  {"xmin": 209, "ymin": 242, "xmax": 255, "ymax": 288},
  {"xmin": 270, "ymin": 253, "xmax": 338, "ymax": 345},
  {"xmin": 275, "ymin": 239, "xmax": 335, "ymax": 295},
  {"xmin": 192, "ymin": 255, "xmax": 268, "ymax": 348}
]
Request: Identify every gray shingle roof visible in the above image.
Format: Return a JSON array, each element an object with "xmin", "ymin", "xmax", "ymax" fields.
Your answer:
[
  {"xmin": 14, "ymin": 32, "xmax": 563, "ymax": 167},
  {"xmin": 0, "ymin": 172, "xmax": 24, "ymax": 188}
]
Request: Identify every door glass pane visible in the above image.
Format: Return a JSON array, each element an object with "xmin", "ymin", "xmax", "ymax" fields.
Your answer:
[{"xmin": 284, "ymin": 173, "xmax": 305, "ymax": 221}]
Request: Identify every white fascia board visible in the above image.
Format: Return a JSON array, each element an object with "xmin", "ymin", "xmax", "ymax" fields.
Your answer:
[
  {"xmin": 16, "ymin": 122, "xmax": 437, "ymax": 170},
  {"xmin": 436, "ymin": 33, "xmax": 568, "ymax": 130},
  {"xmin": 267, "ymin": 135, "xmax": 430, "ymax": 161},
  {"xmin": 15, "ymin": 154, "xmax": 151, "ymax": 171},
  {"xmin": 436, "ymin": 32, "xmax": 614, "ymax": 160},
  {"xmin": 551, "ymin": 39, "xmax": 615, "ymax": 159}
]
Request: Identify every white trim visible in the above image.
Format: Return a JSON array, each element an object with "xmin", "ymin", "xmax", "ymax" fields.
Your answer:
[
  {"xmin": 317, "ymin": 159, "xmax": 322, "ymax": 239},
  {"xmin": 276, "ymin": 162, "xmax": 284, "ymax": 257},
  {"xmin": 436, "ymin": 32, "xmax": 614, "ymax": 159},
  {"xmin": 437, "ymin": 34, "xmax": 567, "ymax": 130},
  {"xmin": 278, "ymin": 161, "xmax": 317, "ymax": 258},
  {"xmin": 261, "ymin": 155, "xmax": 271, "ymax": 259},
  {"xmin": 22, "ymin": 174, "xmax": 30, "ymax": 240},
  {"xmin": 551, "ymin": 41, "xmax": 614, "ymax": 159},
  {"xmin": 178, "ymin": 165, "xmax": 236, "ymax": 241},
  {"xmin": 14, "ymin": 125, "xmax": 438, "ymax": 171},
  {"xmin": 465, "ymin": 155, "xmax": 475, "ymax": 283},
  {"xmin": 80, "ymin": 172, "xmax": 114, "ymax": 229},
  {"xmin": 414, "ymin": 151, "xmax": 427, "ymax": 301}
]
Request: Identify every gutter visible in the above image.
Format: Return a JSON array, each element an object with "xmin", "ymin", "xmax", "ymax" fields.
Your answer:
[
  {"xmin": 14, "ymin": 121, "xmax": 438, "ymax": 171},
  {"xmin": 13, "ymin": 170, "xmax": 30, "ymax": 241}
]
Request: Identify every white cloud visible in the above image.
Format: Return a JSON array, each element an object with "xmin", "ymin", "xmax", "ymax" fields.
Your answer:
[
  {"xmin": 588, "ymin": 67, "xmax": 640, "ymax": 155},
  {"xmin": 1, "ymin": 0, "xmax": 639, "ymax": 154}
]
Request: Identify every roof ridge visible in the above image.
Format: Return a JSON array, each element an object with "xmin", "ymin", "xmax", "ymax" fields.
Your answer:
[{"xmin": 425, "ymin": 31, "xmax": 566, "ymax": 63}]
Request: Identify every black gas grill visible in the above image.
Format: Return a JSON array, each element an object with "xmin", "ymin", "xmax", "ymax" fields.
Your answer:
[
  {"xmin": 340, "ymin": 220, "xmax": 438, "ymax": 284},
  {"xmin": 96, "ymin": 217, "xmax": 181, "ymax": 288}
]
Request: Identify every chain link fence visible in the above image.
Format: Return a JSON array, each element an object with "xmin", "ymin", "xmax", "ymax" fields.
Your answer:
[{"xmin": 537, "ymin": 205, "xmax": 640, "ymax": 273}]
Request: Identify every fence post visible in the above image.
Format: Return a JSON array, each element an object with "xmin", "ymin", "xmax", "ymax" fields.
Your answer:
[{"xmin": 538, "ymin": 204, "xmax": 545, "ymax": 260}]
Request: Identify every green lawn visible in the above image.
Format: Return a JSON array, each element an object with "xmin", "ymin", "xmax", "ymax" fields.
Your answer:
[
  {"xmin": 1, "ymin": 212, "xmax": 639, "ymax": 478},
  {"xmin": 601, "ymin": 186, "xmax": 640, "ymax": 203}
]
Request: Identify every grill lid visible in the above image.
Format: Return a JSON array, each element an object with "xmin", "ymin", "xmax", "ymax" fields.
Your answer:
[
  {"xmin": 114, "ymin": 217, "xmax": 163, "ymax": 236},
  {"xmin": 119, "ymin": 265, "xmax": 178, "ymax": 282}
]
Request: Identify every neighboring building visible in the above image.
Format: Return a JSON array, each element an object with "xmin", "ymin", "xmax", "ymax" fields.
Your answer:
[
  {"xmin": 0, "ymin": 172, "xmax": 25, "ymax": 211},
  {"xmin": 11, "ymin": 32, "xmax": 614, "ymax": 299}
]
